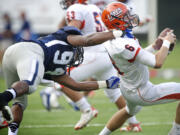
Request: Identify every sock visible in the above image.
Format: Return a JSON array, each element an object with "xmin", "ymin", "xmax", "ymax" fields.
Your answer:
[
  {"xmin": 0, "ymin": 89, "xmax": 16, "ymax": 103},
  {"xmin": 8, "ymin": 122, "xmax": 19, "ymax": 135},
  {"xmin": 173, "ymin": 122, "xmax": 180, "ymax": 131},
  {"xmin": 75, "ymin": 97, "xmax": 91, "ymax": 112},
  {"xmin": 128, "ymin": 116, "xmax": 139, "ymax": 124},
  {"xmin": 99, "ymin": 127, "xmax": 112, "ymax": 135}
]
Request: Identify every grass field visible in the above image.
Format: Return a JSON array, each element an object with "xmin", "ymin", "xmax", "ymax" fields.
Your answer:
[{"xmin": 0, "ymin": 42, "xmax": 180, "ymax": 135}]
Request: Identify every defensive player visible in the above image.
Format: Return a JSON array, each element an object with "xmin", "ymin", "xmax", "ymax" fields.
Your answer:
[
  {"xmin": 58, "ymin": 0, "xmax": 141, "ymax": 131},
  {"xmin": 0, "ymin": 26, "xmax": 121, "ymax": 135},
  {"xmin": 98, "ymin": 2, "xmax": 178, "ymax": 135}
]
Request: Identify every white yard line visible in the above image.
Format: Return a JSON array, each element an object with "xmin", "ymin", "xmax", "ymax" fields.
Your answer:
[{"xmin": 20, "ymin": 122, "xmax": 173, "ymax": 129}]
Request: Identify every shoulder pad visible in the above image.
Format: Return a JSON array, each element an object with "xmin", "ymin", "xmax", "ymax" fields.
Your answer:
[{"xmin": 62, "ymin": 26, "xmax": 82, "ymax": 35}]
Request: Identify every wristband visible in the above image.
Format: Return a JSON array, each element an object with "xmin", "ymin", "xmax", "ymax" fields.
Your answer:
[
  {"xmin": 162, "ymin": 40, "xmax": 170, "ymax": 49},
  {"xmin": 97, "ymin": 81, "xmax": 107, "ymax": 89},
  {"xmin": 113, "ymin": 30, "xmax": 123, "ymax": 38}
]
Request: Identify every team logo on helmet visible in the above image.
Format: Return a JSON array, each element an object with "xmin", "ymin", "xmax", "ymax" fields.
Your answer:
[{"xmin": 108, "ymin": 8, "xmax": 122, "ymax": 21}]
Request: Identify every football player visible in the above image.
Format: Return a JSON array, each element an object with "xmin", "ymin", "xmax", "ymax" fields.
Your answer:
[
  {"xmin": 98, "ymin": 2, "xmax": 178, "ymax": 135},
  {"xmin": 56, "ymin": 0, "xmax": 142, "ymax": 131},
  {"xmin": 0, "ymin": 26, "xmax": 122, "ymax": 135}
]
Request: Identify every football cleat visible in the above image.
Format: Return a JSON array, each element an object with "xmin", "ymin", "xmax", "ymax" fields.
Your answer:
[
  {"xmin": 0, "ymin": 111, "xmax": 8, "ymax": 129},
  {"xmin": 120, "ymin": 123, "xmax": 142, "ymax": 132},
  {"xmin": 74, "ymin": 107, "xmax": 98, "ymax": 130},
  {"xmin": 1, "ymin": 106, "xmax": 14, "ymax": 124},
  {"xmin": 0, "ymin": 120, "xmax": 8, "ymax": 129}
]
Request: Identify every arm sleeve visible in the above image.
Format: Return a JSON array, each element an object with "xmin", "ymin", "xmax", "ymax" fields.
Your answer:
[
  {"xmin": 144, "ymin": 44, "xmax": 156, "ymax": 53},
  {"xmin": 136, "ymin": 49, "xmax": 156, "ymax": 67}
]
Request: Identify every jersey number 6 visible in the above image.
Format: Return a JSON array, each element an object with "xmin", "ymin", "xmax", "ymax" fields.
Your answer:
[{"xmin": 125, "ymin": 44, "xmax": 135, "ymax": 52}]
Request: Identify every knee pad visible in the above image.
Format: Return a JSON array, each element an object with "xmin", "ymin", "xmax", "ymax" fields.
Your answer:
[
  {"xmin": 125, "ymin": 105, "xmax": 142, "ymax": 115},
  {"xmin": 12, "ymin": 95, "xmax": 28, "ymax": 111}
]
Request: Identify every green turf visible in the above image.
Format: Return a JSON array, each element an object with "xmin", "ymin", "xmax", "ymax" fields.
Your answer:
[
  {"xmin": 0, "ymin": 78, "xmax": 179, "ymax": 135},
  {"xmin": 0, "ymin": 42, "xmax": 180, "ymax": 135}
]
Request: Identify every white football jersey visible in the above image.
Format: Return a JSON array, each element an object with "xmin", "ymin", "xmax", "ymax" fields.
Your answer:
[
  {"xmin": 89, "ymin": 0, "xmax": 113, "ymax": 10},
  {"xmin": 66, "ymin": 3, "xmax": 107, "ymax": 52},
  {"xmin": 104, "ymin": 37, "xmax": 149, "ymax": 90}
]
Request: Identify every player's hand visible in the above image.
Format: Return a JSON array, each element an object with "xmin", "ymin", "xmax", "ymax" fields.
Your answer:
[
  {"xmin": 106, "ymin": 76, "xmax": 120, "ymax": 89},
  {"xmin": 112, "ymin": 30, "xmax": 124, "ymax": 38},
  {"xmin": 158, "ymin": 28, "xmax": 171, "ymax": 39},
  {"xmin": 162, "ymin": 30, "xmax": 176, "ymax": 44},
  {"xmin": 153, "ymin": 28, "xmax": 176, "ymax": 50}
]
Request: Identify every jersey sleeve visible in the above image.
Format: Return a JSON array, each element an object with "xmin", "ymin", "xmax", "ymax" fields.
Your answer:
[
  {"xmin": 53, "ymin": 26, "xmax": 82, "ymax": 43},
  {"xmin": 66, "ymin": 4, "xmax": 84, "ymax": 22},
  {"xmin": 136, "ymin": 49, "xmax": 156, "ymax": 67}
]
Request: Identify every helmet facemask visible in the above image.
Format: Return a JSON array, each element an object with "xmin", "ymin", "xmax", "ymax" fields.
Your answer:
[
  {"xmin": 71, "ymin": 47, "xmax": 84, "ymax": 67},
  {"xmin": 67, "ymin": 47, "xmax": 84, "ymax": 75},
  {"xmin": 111, "ymin": 7, "xmax": 139, "ymax": 30}
]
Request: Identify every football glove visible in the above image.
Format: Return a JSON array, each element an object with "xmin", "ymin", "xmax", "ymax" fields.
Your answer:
[{"xmin": 106, "ymin": 76, "xmax": 120, "ymax": 89}]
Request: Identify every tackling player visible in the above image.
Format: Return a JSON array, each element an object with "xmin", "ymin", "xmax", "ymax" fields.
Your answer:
[
  {"xmin": 98, "ymin": 2, "xmax": 178, "ymax": 135},
  {"xmin": 0, "ymin": 26, "xmax": 122, "ymax": 135}
]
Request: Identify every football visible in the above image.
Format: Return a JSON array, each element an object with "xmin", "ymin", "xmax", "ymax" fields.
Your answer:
[{"xmin": 155, "ymin": 28, "xmax": 174, "ymax": 51}]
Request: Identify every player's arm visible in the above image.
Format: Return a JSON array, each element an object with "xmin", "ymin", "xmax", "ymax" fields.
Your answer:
[
  {"xmin": 66, "ymin": 10, "xmax": 115, "ymax": 46},
  {"xmin": 67, "ymin": 30, "xmax": 122, "ymax": 47},
  {"xmin": 66, "ymin": 16, "xmax": 121, "ymax": 46},
  {"xmin": 51, "ymin": 74, "xmax": 120, "ymax": 91},
  {"xmin": 58, "ymin": 16, "xmax": 67, "ymax": 29},
  {"xmin": 137, "ymin": 30, "xmax": 176, "ymax": 68},
  {"xmin": 145, "ymin": 28, "xmax": 172, "ymax": 53}
]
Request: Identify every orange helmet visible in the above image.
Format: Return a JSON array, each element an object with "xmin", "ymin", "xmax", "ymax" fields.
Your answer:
[
  {"xmin": 78, "ymin": 0, "xmax": 88, "ymax": 4},
  {"xmin": 101, "ymin": 2, "xmax": 139, "ymax": 31},
  {"xmin": 60, "ymin": 0, "xmax": 88, "ymax": 9}
]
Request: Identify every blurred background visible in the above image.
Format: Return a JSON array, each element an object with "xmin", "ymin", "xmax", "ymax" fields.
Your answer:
[
  {"xmin": 0, "ymin": 0, "xmax": 179, "ymax": 41},
  {"xmin": 0, "ymin": 1, "xmax": 180, "ymax": 135},
  {"xmin": 0, "ymin": 0, "xmax": 180, "ymax": 78}
]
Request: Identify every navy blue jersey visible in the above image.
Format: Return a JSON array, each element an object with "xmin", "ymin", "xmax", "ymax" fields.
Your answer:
[{"xmin": 28, "ymin": 26, "xmax": 82, "ymax": 77}]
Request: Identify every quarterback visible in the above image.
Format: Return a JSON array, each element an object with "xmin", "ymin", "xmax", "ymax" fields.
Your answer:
[
  {"xmin": 56, "ymin": 0, "xmax": 142, "ymax": 131},
  {"xmin": 98, "ymin": 2, "xmax": 178, "ymax": 135}
]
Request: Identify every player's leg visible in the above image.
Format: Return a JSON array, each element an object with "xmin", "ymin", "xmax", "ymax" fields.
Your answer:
[
  {"xmin": 62, "ymin": 52, "xmax": 101, "ymax": 130},
  {"xmin": 99, "ymin": 108, "xmax": 131, "ymax": 135},
  {"xmin": 8, "ymin": 96, "xmax": 27, "ymax": 135},
  {"xmin": 146, "ymin": 82, "xmax": 180, "ymax": 135},
  {"xmin": 99, "ymin": 64, "xmax": 141, "ymax": 132},
  {"xmin": 62, "ymin": 86, "xmax": 98, "ymax": 130},
  {"xmin": 115, "ymin": 96, "xmax": 142, "ymax": 132},
  {"xmin": 0, "ymin": 43, "xmax": 44, "ymax": 135},
  {"xmin": 168, "ymin": 102, "xmax": 180, "ymax": 135},
  {"xmin": 136, "ymin": 81, "xmax": 180, "ymax": 135},
  {"xmin": 99, "ymin": 101, "xmax": 142, "ymax": 135}
]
